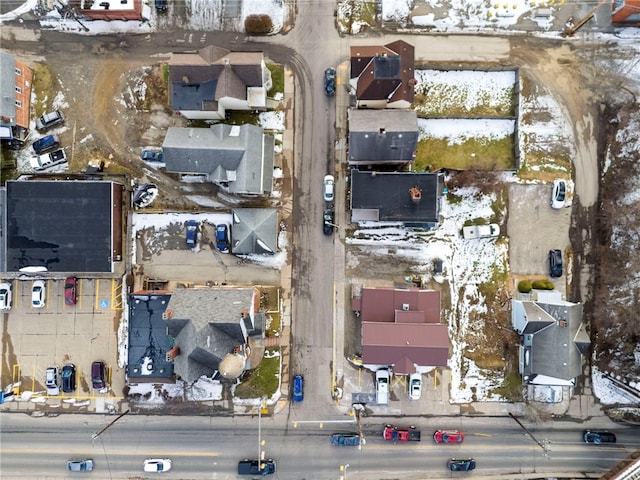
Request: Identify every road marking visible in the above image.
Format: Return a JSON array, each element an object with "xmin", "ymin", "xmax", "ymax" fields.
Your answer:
[{"xmin": 0, "ymin": 448, "xmax": 220, "ymax": 457}]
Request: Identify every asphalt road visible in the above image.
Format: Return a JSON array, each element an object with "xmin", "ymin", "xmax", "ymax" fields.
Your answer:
[{"xmin": 1, "ymin": 413, "xmax": 638, "ymax": 479}]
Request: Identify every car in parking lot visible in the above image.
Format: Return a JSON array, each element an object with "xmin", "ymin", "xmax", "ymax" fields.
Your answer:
[
  {"xmin": 549, "ymin": 249, "xmax": 563, "ymax": 278},
  {"xmin": 323, "ymin": 174, "xmax": 334, "ymax": 202},
  {"xmin": 409, "ymin": 373, "xmax": 421, "ymax": 400},
  {"xmin": 62, "ymin": 363, "xmax": 76, "ymax": 393},
  {"xmin": 583, "ymin": 430, "xmax": 616, "ymax": 444},
  {"xmin": 185, "ymin": 220, "xmax": 198, "ymax": 247},
  {"xmin": 237, "ymin": 458, "xmax": 276, "ymax": 476},
  {"xmin": 551, "ymin": 179, "xmax": 566, "ymax": 209},
  {"xmin": 324, "ymin": 67, "xmax": 336, "ymax": 96},
  {"xmin": 45, "ymin": 366, "xmax": 60, "ymax": 396},
  {"xmin": 32, "ymin": 134, "xmax": 60, "ymax": 154},
  {"xmin": 36, "ymin": 110, "xmax": 64, "ymax": 131},
  {"xmin": 292, "ymin": 374, "xmax": 304, "ymax": 402},
  {"xmin": 447, "ymin": 458, "xmax": 476, "ymax": 471},
  {"xmin": 67, "ymin": 459, "xmax": 94, "ymax": 472},
  {"xmin": 64, "ymin": 277, "xmax": 78, "ymax": 305},
  {"xmin": 433, "ymin": 429, "xmax": 464, "ymax": 444},
  {"xmin": 91, "ymin": 361, "xmax": 106, "ymax": 389},
  {"xmin": 216, "ymin": 224, "xmax": 229, "ymax": 251},
  {"xmin": 32, "ymin": 280, "xmax": 45, "ymax": 308},
  {"xmin": 323, "ymin": 209, "xmax": 335, "ymax": 236},
  {"xmin": 0, "ymin": 283, "xmax": 12, "ymax": 310},
  {"xmin": 143, "ymin": 458, "xmax": 172, "ymax": 473}
]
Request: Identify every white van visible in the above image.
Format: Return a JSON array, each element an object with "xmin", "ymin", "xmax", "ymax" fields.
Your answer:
[{"xmin": 375, "ymin": 368, "xmax": 390, "ymax": 405}]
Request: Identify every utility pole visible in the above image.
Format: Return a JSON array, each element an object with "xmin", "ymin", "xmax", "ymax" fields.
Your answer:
[
  {"xmin": 91, "ymin": 409, "xmax": 130, "ymax": 441},
  {"xmin": 508, "ymin": 412, "xmax": 550, "ymax": 457}
]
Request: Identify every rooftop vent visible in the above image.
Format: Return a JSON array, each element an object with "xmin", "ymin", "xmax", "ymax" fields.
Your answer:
[{"xmin": 402, "ymin": 304, "xmax": 410, "ymax": 311}]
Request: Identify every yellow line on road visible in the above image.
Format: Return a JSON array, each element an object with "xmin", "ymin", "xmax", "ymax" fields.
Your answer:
[{"xmin": 0, "ymin": 448, "xmax": 220, "ymax": 457}]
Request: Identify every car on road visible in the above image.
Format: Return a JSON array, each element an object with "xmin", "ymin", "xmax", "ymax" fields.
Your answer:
[
  {"xmin": 324, "ymin": 67, "xmax": 336, "ymax": 96},
  {"xmin": 549, "ymin": 249, "xmax": 563, "ymax": 278},
  {"xmin": 216, "ymin": 224, "xmax": 229, "ymax": 251},
  {"xmin": 143, "ymin": 458, "xmax": 172, "ymax": 473},
  {"xmin": 61, "ymin": 363, "xmax": 76, "ymax": 393},
  {"xmin": 64, "ymin": 277, "xmax": 78, "ymax": 305},
  {"xmin": 36, "ymin": 110, "xmax": 64, "ymax": 131},
  {"xmin": 551, "ymin": 179, "xmax": 566, "ymax": 209},
  {"xmin": 323, "ymin": 174, "xmax": 334, "ymax": 202},
  {"xmin": 237, "ymin": 458, "xmax": 276, "ymax": 476},
  {"xmin": 409, "ymin": 373, "xmax": 421, "ymax": 400},
  {"xmin": 140, "ymin": 148, "xmax": 164, "ymax": 162},
  {"xmin": 32, "ymin": 134, "xmax": 60, "ymax": 154},
  {"xmin": 0, "ymin": 283, "xmax": 12, "ymax": 310},
  {"xmin": 448, "ymin": 458, "xmax": 476, "ymax": 471},
  {"xmin": 91, "ymin": 361, "xmax": 106, "ymax": 389},
  {"xmin": 292, "ymin": 374, "xmax": 304, "ymax": 402},
  {"xmin": 185, "ymin": 220, "xmax": 198, "ymax": 248},
  {"xmin": 323, "ymin": 209, "xmax": 335, "ymax": 236},
  {"xmin": 45, "ymin": 366, "xmax": 60, "ymax": 396},
  {"xmin": 67, "ymin": 459, "xmax": 94, "ymax": 472},
  {"xmin": 583, "ymin": 430, "xmax": 616, "ymax": 444},
  {"xmin": 433, "ymin": 430, "xmax": 464, "ymax": 444},
  {"xmin": 32, "ymin": 280, "xmax": 45, "ymax": 308},
  {"xmin": 331, "ymin": 433, "xmax": 361, "ymax": 446}
]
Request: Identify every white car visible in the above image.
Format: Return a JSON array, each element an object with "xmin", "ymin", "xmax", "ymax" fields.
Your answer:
[
  {"xmin": 45, "ymin": 366, "xmax": 60, "ymax": 396},
  {"xmin": 409, "ymin": 373, "xmax": 422, "ymax": 400},
  {"xmin": 323, "ymin": 174, "xmax": 334, "ymax": 202},
  {"xmin": 551, "ymin": 179, "xmax": 566, "ymax": 209},
  {"xmin": 32, "ymin": 280, "xmax": 45, "ymax": 308},
  {"xmin": 0, "ymin": 283, "xmax": 12, "ymax": 310},
  {"xmin": 143, "ymin": 458, "xmax": 172, "ymax": 473}
]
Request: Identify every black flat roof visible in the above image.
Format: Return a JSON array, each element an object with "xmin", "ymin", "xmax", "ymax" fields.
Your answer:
[
  {"xmin": 5, "ymin": 181, "xmax": 115, "ymax": 273},
  {"xmin": 350, "ymin": 170, "xmax": 444, "ymax": 223}
]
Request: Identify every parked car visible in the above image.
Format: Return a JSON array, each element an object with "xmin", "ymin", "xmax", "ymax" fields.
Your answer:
[
  {"xmin": 30, "ymin": 148, "xmax": 67, "ymax": 172},
  {"xmin": 292, "ymin": 374, "xmax": 304, "ymax": 402},
  {"xmin": 143, "ymin": 458, "xmax": 172, "ymax": 473},
  {"xmin": 0, "ymin": 283, "xmax": 12, "ymax": 310},
  {"xmin": 237, "ymin": 458, "xmax": 276, "ymax": 476},
  {"xmin": 448, "ymin": 458, "xmax": 476, "ymax": 471},
  {"xmin": 549, "ymin": 249, "xmax": 563, "ymax": 277},
  {"xmin": 32, "ymin": 280, "xmax": 45, "ymax": 308},
  {"xmin": 583, "ymin": 430, "xmax": 616, "ymax": 444},
  {"xmin": 91, "ymin": 361, "xmax": 106, "ymax": 389},
  {"xmin": 67, "ymin": 459, "xmax": 94, "ymax": 472},
  {"xmin": 64, "ymin": 277, "xmax": 78, "ymax": 305},
  {"xmin": 185, "ymin": 220, "xmax": 198, "ymax": 247},
  {"xmin": 330, "ymin": 433, "xmax": 361, "ymax": 446},
  {"xmin": 155, "ymin": 0, "xmax": 168, "ymax": 12},
  {"xmin": 551, "ymin": 179, "xmax": 567, "ymax": 209},
  {"xmin": 323, "ymin": 174, "xmax": 334, "ymax": 202},
  {"xmin": 36, "ymin": 110, "xmax": 64, "ymax": 131},
  {"xmin": 140, "ymin": 148, "xmax": 164, "ymax": 162},
  {"xmin": 375, "ymin": 368, "xmax": 390, "ymax": 405},
  {"xmin": 61, "ymin": 363, "xmax": 77, "ymax": 393},
  {"xmin": 433, "ymin": 430, "xmax": 464, "ymax": 444},
  {"xmin": 409, "ymin": 373, "xmax": 422, "ymax": 400},
  {"xmin": 216, "ymin": 224, "xmax": 229, "ymax": 251},
  {"xmin": 323, "ymin": 209, "xmax": 335, "ymax": 236},
  {"xmin": 383, "ymin": 425, "xmax": 421, "ymax": 442},
  {"xmin": 324, "ymin": 67, "xmax": 336, "ymax": 96},
  {"xmin": 45, "ymin": 366, "xmax": 60, "ymax": 396},
  {"xmin": 32, "ymin": 134, "xmax": 60, "ymax": 154}
]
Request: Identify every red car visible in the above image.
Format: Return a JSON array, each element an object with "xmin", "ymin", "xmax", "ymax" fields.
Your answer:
[
  {"xmin": 433, "ymin": 430, "xmax": 464, "ymax": 444},
  {"xmin": 64, "ymin": 277, "xmax": 77, "ymax": 305}
]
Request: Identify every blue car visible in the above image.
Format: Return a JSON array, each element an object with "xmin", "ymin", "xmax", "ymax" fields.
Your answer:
[
  {"xmin": 216, "ymin": 224, "xmax": 229, "ymax": 251},
  {"xmin": 32, "ymin": 134, "xmax": 60, "ymax": 154},
  {"xmin": 292, "ymin": 374, "xmax": 304, "ymax": 402},
  {"xmin": 185, "ymin": 220, "xmax": 198, "ymax": 248}
]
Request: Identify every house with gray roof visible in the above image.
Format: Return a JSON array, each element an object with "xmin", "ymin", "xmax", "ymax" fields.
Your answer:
[
  {"xmin": 165, "ymin": 287, "xmax": 264, "ymax": 384},
  {"xmin": 512, "ymin": 293, "xmax": 590, "ymax": 386},
  {"xmin": 162, "ymin": 124, "xmax": 274, "ymax": 195},
  {"xmin": 168, "ymin": 46, "xmax": 272, "ymax": 120},
  {"xmin": 232, "ymin": 208, "xmax": 278, "ymax": 254},
  {"xmin": 348, "ymin": 109, "xmax": 418, "ymax": 166}
]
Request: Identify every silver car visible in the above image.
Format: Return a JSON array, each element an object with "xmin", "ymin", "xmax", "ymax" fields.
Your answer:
[
  {"xmin": 46, "ymin": 366, "xmax": 60, "ymax": 396},
  {"xmin": 0, "ymin": 283, "xmax": 12, "ymax": 310}
]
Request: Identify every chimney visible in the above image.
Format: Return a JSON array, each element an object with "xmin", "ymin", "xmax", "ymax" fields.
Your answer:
[
  {"xmin": 409, "ymin": 186, "xmax": 422, "ymax": 203},
  {"xmin": 379, "ymin": 128, "xmax": 386, "ymax": 135},
  {"xmin": 182, "ymin": 76, "xmax": 189, "ymax": 83}
]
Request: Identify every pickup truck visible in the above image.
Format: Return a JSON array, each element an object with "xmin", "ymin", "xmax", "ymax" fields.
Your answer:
[
  {"xmin": 331, "ymin": 433, "xmax": 361, "ymax": 446},
  {"xmin": 462, "ymin": 223, "xmax": 500, "ymax": 240},
  {"xmin": 30, "ymin": 148, "xmax": 67, "ymax": 172},
  {"xmin": 383, "ymin": 425, "xmax": 421, "ymax": 442}
]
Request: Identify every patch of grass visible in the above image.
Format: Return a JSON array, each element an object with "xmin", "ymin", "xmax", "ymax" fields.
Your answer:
[
  {"xmin": 266, "ymin": 62, "xmax": 284, "ymax": 98},
  {"xmin": 234, "ymin": 349, "xmax": 280, "ymax": 399},
  {"xmin": 490, "ymin": 366, "xmax": 523, "ymax": 401},
  {"xmin": 415, "ymin": 136, "xmax": 515, "ymax": 171},
  {"xmin": 225, "ymin": 111, "xmax": 260, "ymax": 126},
  {"xmin": 478, "ymin": 261, "xmax": 509, "ymax": 301},
  {"xmin": 414, "ymin": 90, "xmax": 515, "ymax": 117},
  {"xmin": 31, "ymin": 62, "xmax": 56, "ymax": 116}
]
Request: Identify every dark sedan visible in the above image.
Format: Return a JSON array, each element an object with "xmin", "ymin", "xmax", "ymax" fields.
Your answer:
[
  {"xmin": 549, "ymin": 249, "xmax": 563, "ymax": 277},
  {"xmin": 448, "ymin": 458, "xmax": 476, "ymax": 471},
  {"xmin": 324, "ymin": 67, "xmax": 336, "ymax": 96},
  {"xmin": 323, "ymin": 210, "xmax": 335, "ymax": 236}
]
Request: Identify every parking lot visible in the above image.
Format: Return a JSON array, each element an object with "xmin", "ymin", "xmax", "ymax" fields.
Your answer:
[{"xmin": 1, "ymin": 277, "xmax": 124, "ymax": 409}]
